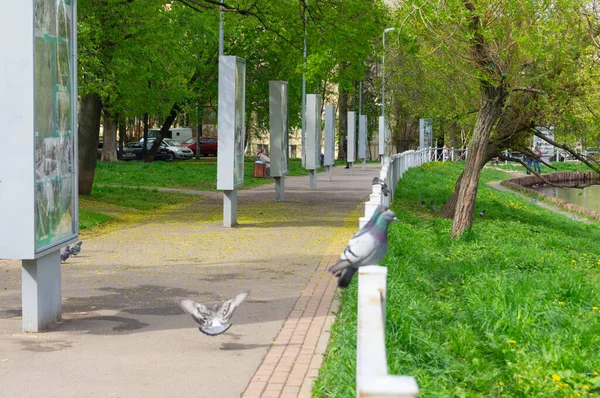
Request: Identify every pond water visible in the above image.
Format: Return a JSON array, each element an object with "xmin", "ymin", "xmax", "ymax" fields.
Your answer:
[{"xmin": 533, "ymin": 183, "xmax": 600, "ymax": 213}]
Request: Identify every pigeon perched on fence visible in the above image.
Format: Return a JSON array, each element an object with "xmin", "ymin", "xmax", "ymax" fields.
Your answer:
[
  {"xmin": 336, "ymin": 206, "xmax": 388, "ymax": 288},
  {"xmin": 69, "ymin": 241, "xmax": 83, "ymax": 256},
  {"xmin": 179, "ymin": 291, "xmax": 250, "ymax": 336},
  {"xmin": 60, "ymin": 246, "xmax": 70, "ymax": 263},
  {"xmin": 372, "ymin": 177, "xmax": 389, "ymax": 197},
  {"xmin": 329, "ymin": 210, "xmax": 398, "ymax": 288},
  {"xmin": 479, "ymin": 210, "xmax": 486, "ymax": 217}
]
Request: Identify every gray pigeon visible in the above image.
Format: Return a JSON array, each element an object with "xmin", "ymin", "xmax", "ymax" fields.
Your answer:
[
  {"xmin": 479, "ymin": 210, "xmax": 486, "ymax": 217},
  {"xmin": 329, "ymin": 210, "xmax": 398, "ymax": 288},
  {"xmin": 337, "ymin": 205, "xmax": 388, "ymax": 288},
  {"xmin": 429, "ymin": 202, "xmax": 436, "ymax": 211},
  {"xmin": 60, "ymin": 246, "xmax": 70, "ymax": 263},
  {"xmin": 179, "ymin": 290, "xmax": 250, "ymax": 336},
  {"xmin": 372, "ymin": 177, "xmax": 389, "ymax": 197},
  {"xmin": 421, "ymin": 198, "xmax": 426, "ymax": 206},
  {"xmin": 69, "ymin": 241, "xmax": 83, "ymax": 256}
]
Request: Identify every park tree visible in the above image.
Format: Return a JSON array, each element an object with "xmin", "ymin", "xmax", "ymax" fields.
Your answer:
[{"xmin": 390, "ymin": 0, "xmax": 600, "ymax": 237}]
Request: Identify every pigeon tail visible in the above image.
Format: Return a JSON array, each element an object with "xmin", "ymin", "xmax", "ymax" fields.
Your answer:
[
  {"xmin": 200, "ymin": 324, "xmax": 232, "ymax": 336},
  {"xmin": 329, "ymin": 260, "xmax": 352, "ymax": 275},
  {"xmin": 337, "ymin": 268, "xmax": 357, "ymax": 288}
]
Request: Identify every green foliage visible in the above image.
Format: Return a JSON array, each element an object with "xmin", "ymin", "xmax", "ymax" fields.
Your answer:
[
  {"xmin": 315, "ymin": 162, "xmax": 600, "ymax": 397},
  {"xmin": 78, "ymin": 208, "xmax": 114, "ymax": 230}
]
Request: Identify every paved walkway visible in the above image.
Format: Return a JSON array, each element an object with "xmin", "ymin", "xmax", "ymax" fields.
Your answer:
[{"xmin": 0, "ymin": 163, "xmax": 379, "ymax": 398}]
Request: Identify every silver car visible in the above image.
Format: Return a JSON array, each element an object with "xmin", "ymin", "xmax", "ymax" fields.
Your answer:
[{"xmin": 146, "ymin": 138, "xmax": 194, "ymax": 160}]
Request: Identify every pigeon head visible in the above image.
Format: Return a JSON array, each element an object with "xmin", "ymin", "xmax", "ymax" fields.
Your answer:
[{"xmin": 375, "ymin": 210, "xmax": 398, "ymax": 230}]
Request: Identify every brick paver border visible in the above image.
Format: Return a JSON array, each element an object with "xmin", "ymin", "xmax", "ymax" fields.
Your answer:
[{"xmin": 241, "ymin": 225, "xmax": 349, "ymax": 398}]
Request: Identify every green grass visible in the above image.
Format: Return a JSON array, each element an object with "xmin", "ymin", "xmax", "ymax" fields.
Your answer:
[
  {"xmin": 93, "ymin": 157, "xmax": 323, "ymax": 190},
  {"xmin": 492, "ymin": 160, "xmax": 593, "ymax": 173},
  {"xmin": 84, "ymin": 186, "xmax": 194, "ymax": 211},
  {"xmin": 314, "ymin": 161, "xmax": 600, "ymax": 397},
  {"xmin": 78, "ymin": 208, "xmax": 114, "ymax": 230}
]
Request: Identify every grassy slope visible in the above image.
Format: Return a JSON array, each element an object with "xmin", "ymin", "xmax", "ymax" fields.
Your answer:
[{"xmin": 314, "ymin": 162, "xmax": 600, "ymax": 397}]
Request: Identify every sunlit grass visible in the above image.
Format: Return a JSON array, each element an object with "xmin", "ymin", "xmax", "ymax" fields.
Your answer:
[{"xmin": 314, "ymin": 161, "xmax": 600, "ymax": 397}]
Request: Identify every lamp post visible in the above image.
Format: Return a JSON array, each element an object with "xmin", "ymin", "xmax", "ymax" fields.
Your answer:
[{"xmin": 380, "ymin": 27, "xmax": 395, "ymax": 163}]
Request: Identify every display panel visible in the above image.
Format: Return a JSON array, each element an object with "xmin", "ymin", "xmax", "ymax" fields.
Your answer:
[{"xmin": 34, "ymin": 0, "xmax": 76, "ymax": 251}]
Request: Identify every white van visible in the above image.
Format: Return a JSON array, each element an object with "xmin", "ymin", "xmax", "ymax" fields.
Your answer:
[{"xmin": 147, "ymin": 128, "xmax": 193, "ymax": 143}]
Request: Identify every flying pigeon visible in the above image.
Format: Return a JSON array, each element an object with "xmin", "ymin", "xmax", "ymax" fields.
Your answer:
[
  {"xmin": 69, "ymin": 241, "xmax": 83, "ymax": 256},
  {"xmin": 479, "ymin": 210, "xmax": 486, "ymax": 217},
  {"xmin": 372, "ymin": 177, "xmax": 389, "ymax": 197},
  {"xmin": 329, "ymin": 210, "xmax": 398, "ymax": 288},
  {"xmin": 337, "ymin": 205, "xmax": 388, "ymax": 288},
  {"xmin": 179, "ymin": 291, "xmax": 250, "ymax": 336},
  {"xmin": 429, "ymin": 202, "xmax": 436, "ymax": 211},
  {"xmin": 60, "ymin": 246, "xmax": 70, "ymax": 263}
]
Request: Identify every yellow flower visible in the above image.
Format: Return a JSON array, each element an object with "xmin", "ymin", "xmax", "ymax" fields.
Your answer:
[
  {"xmin": 498, "ymin": 381, "xmax": 504, "ymax": 386},
  {"xmin": 552, "ymin": 374, "xmax": 561, "ymax": 381},
  {"xmin": 594, "ymin": 371, "xmax": 598, "ymax": 375},
  {"xmin": 558, "ymin": 301, "xmax": 565, "ymax": 305},
  {"xmin": 509, "ymin": 339, "xmax": 517, "ymax": 345},
  {"xmin": 593, "ymin": 307, "xmax": 598, "ymax": 311},
  {"xmin": 571, "ymin": 259, "xmax": 576, "ymax": 263},
  {"xmin": 445, "ymin": 257, "xmax": 450, "ymax": 261},
  {"xmin": 584, "ymin": 386, "xmax": 590, "ymax": 390}
]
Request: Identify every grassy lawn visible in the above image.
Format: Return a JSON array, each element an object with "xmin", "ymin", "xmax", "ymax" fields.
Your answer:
[
  {"xmin": 93, "ymin": 157, "xmax": 327, "ymax": 190},
  {"xmin": 314, "ymin": 161, "xmax": 600, "ymax": 397}
]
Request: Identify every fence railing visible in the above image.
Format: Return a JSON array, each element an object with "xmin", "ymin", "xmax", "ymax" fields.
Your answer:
[{"xmin": 356, "ymin": 148, "xmax": 442, "ymax": 397}]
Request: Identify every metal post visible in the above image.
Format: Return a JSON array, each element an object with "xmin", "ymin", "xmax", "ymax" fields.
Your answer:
[
  {"xmin": 22, "ymin": 251, "xmax": 62, "ymax": 332},
  {"xmin": 223, "ymin": 189, "xmax": 237, "ymax": 227},
  {"xmin": 309, "ymin": 170, "xmax": 316, "ymax": 189},
  {"xmin": 275, "ymin": 177, "xmax": 285, "ymax": 201}
]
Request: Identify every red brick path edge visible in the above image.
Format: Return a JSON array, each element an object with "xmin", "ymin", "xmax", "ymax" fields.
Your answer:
[{"xmin": 241, "ymin": 233, "xmax": 345, "ymax": 398}]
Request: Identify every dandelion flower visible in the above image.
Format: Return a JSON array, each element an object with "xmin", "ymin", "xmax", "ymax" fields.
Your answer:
[
  {"xmin": 572, "ymin": 259, "xmax": 576, "ymax": 263},
  {"xmin": 552, "ymin": 374, "xmax": 561, "ymax": 381},
  {"xmin": 509, "ymin": 339, "xmax": 517, "ymax": 345},
  {"xmin": 584, "ymin": 386, "xmax": 590, "ymax": 390},
  {"xmin": 593, "ymin": 307, "xmax": 598, "ymax": 311},
  {"xmin": 558, "ymin": 301, "xmax": 565, "ymax": 305},
  {"xmin": 498, "ymin": 381, "xmax": 504, "ymax": 386},
  {"xmin": 445, "ymin": 257, "xmax": 450, "ymax": 261}
]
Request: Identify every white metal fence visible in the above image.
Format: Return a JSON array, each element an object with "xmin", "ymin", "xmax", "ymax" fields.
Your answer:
[{"xmin": 356, "ymin": 148, "xmax": 443, "ymax": 397}]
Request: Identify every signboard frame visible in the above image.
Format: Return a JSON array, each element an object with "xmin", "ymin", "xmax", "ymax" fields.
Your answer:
[
  {"xmin": 324, "ymin": 104, "xmax": 336, "ymax": 166},
  {"xmin": 269, "ymin": 81, "xmax": 289, "ymax": 177}
]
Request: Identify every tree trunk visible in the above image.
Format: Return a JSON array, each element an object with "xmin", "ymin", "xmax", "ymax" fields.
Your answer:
[
  {"xmin": 338, "ymin": 87, "xmax": 348, "ymax": 160},
  {"xmin": 78, "ymin": 93, "xmax": 102, "ymax": 195},
  {"xmin": 101, "ymin": 110, "xmax": 118, "ymax": 162},
  {"xmin": 450, "ymin": 88, "xmax": 504, "ymax": 237}
]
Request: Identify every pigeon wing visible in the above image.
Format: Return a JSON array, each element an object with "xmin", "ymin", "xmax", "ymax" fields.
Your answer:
[
  {"xmin": 217, "ymin": 290, "xmax": 249, "ymax": 324},
  {"xmin": 340, "ymin": 233, "xmax": 377, "ymax": 266},
  {"xmin": 179, "ymin": 299, "xmax": 212, "ymax": 326}
]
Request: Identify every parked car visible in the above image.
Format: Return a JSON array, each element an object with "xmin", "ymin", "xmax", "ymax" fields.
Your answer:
[
  {"xmin": 181, "ymin": 136, "xmax": 218, "ymax": 156},
  {"xmin": 143, "ymin": 138, "xmax": 194, "ymax": 159},
  {"xmin": 98, "ymin": 140, "xmax": 139, "ymax": 160},
  {"xmin": 124, "ymin": 142, "xmax": 173, "ymax": 161}
]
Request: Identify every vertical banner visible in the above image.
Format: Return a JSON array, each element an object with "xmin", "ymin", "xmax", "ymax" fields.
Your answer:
[
  {"xmin": 378, "ymin": 116, "xmax": 386, "ymax": 156},
  {"xmin": 419, "ymin": 118, "xmax": 433, "ymax": 149},
  {"xmin": 533, "ymin": 126, "xmax": 555, "ymax": 162},
  {"xmin": 324, "ymin": 104, "xmax": 336, "ymax": 166},
  {"xmin": 269, "ymin": 81, "xmax": 289, "ymax": 177},
  {"xmin": 347, "ymin": 111, "xmax": 356, "ymax": 162},
  {"xmin": 305, "ymin": 94, "xmax": 322, "ymax": 170},
  {"xmin": 217, "ymin": 56, "xmax": 246, "ymax": 190},
  {"xmin": 358, "ymin": 115, "xmax": 367, "ymax": 160}
]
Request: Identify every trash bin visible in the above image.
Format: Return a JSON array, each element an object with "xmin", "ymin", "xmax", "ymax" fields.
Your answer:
[{"xmin": 253, "ymin": 161, "xmax": 266, "ymax": 178}]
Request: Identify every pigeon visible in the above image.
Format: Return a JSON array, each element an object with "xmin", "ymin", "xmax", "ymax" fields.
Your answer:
[
  {"xmin": 429, "ymin": 202, "xmax": 436, "ymax": 211},
  {"xmin": 329, "ymin": 210, "xmax": 398, "ymax": 288},
  {"xmin": 60, "ymin": 246, "xmax": 70, "ymax": 263},
  {"xmin": 531, "ymin": 198, "xmax": 537, "ymax": 203},
  {"xmin": 479, "ymin": 210, "xmax": 486, "ymax": 217},
  {"xmin": 336, "ymin": 205, "xmax": 389, "ymax": 287},
  {"xmin": 372, "ymin": 177, "xmax": 389, "ymax": 197},
  {"xmin": 179, "ymin": 290, "xmax": 250, "ymax": 336},
  {"xmin": 69, "ymin": 241, "xmax": 83, "ymax": 256},
  {"xmin": 421, "ymin": 198, "xmax": 426, "ymax": 206}
]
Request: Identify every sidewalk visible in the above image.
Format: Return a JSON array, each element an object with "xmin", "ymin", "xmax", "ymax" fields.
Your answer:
[{"xmin": 0, "ymin": 163, "xmax": 379, "ymax": 398}]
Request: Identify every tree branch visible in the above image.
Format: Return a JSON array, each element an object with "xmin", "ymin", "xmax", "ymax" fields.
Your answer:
[{"xmin": 531, "ymin": 127, "xmax": 600, "ymax": 175}]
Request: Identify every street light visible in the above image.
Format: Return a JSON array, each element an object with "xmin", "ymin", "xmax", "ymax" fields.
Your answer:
[
  {"xmin": 381, "ymin": 27, "xmax": 395, "ymax": 119},
  {"xmin": 379, "ymin": 27, "xmax": 395, "ymax": 162}
]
